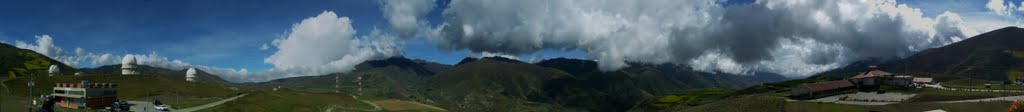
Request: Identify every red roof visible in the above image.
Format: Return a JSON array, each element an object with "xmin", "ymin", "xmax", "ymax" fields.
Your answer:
[
  {"xmin": 803, "ymin": 80, "xmax": 854, "ymax": 92},
  {"xmin": 851, "ymin": 70, "xmax": 893, "ymax": 79}
]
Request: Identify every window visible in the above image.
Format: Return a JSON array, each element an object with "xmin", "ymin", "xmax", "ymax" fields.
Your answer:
[{"xmin": 103, "ymin": 91, "xmax": 115, "ymax": 95}]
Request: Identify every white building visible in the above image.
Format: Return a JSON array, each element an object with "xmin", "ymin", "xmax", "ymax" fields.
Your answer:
[
  {"xmin": 186, "ymin": 68, "xmax": 197, "ymax": 82},
  {"xmin": 48, "ymin": 65, "xmax": 60, "ymax": 76},
  {"xmin": 121, "ymin": 55, "xmax": 138, "ymax": 75}
]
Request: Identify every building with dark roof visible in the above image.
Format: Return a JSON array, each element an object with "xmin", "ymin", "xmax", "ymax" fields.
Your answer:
[{"xmin": 790, "ymin": 80, "xmax": 855, "ymax": 99}]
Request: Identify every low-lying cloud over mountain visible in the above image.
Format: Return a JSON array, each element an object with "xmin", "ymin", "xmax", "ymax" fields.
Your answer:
[{"xmin": 383, "ymin": 0, "xmax": 988, "ymax": 77}]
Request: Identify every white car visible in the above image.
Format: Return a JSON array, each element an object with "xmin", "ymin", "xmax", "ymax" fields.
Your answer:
[{"xmin": 154, "ymin": 104, "xmax": 170, "ymax": 111}]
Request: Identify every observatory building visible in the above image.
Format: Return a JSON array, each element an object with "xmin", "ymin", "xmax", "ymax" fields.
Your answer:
[
  {"xmin": 48, "ymin": 65, "xmax": 60, "ymax": 76},
  {"xmin": 121, "ymin": 55, "xmax": 138, "ymax": 75},
  {"xmin": 52, "ymin": 80, "xmax": 118, "ymax": 109},
  {"xmin": 186, "ymin": 68, "xmax": 197, "ymax": 82}
]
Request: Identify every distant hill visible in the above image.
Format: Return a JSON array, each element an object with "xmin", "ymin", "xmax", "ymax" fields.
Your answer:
[
  {"xmin": 241, "ymin": 57, "xmax": 452, "ymax": 102},
  {"xmin": 812, "ymin": 27, "xmax": 1024, "ymax": 82},
  {"xmin": 79, "ymin": 64, "xmax": 230, "ymax": 84},
  {"xmin": 886, "ymin": 27, "xmax": 1024, "ymax": 81},
  {"xmin": 534, "ymin": 58, "xmax": 789, "ymax": 111},
  {"xmin": 0, "ymin": 43, "xmax": 77, "ymax": 77},
  {"xmin": 422, "ymin": 57, "xmax": 582, "ymax": 111},
  {"xmin": 251, "ymin": 56, "xmax": 791, "ymax": 112},
  {"xmin": 536, "ymin": 58, "xmax": 789, "ymax": 91}
]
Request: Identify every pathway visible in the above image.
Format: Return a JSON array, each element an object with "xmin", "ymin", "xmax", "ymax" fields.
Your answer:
[
  {"xmin": 173, "ymin": 93, "xmax": 248, "ymax": 112},
  {"xmin": 325, "ymin": 95, "xmax": 381, "ymax": 112},
  {"xmin": 786, "ymin": 92, "xmax": 916, "ymax": 105},
  {"xmin": 923, "ymin": 84, "xmax": 1024, "ymax": 92},
  {"xmin": 936, "ymin": 95, "xmax": 1024, "ymax": 103},
  {"xmin": 129, "ymin": 93, "xmax": 248, "ymax": 112}
]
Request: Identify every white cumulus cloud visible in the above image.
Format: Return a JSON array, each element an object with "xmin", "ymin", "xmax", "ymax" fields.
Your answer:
[
  {"xmin": 258, "ymin": 11, "xmax": 402, "ymax": 82},
  {"xmin": 380, "ymin": 0, "xmax": 437, "ymax": 38},
  {"xmin": 14, "ymin": 35, "xmax": 118, "ymax": 67},
  {"xmin": 988, "ymin": 0, "xmax": 1024, "ymax": 16}
]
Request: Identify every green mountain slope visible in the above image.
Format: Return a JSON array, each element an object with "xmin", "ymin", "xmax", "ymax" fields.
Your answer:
[
  {"xmin": 423, "ymin": 57, "xmax": 580, "ymax": 111},
  {"xmin": 0, "ymin": 43, "xmax": 76, "ymax": 77},
  {"xmin": 241, "ymin": 57, "xmax": 451, "ymax": 101},
  {"xmin": 884, "ymin": 27, "xmax": 1024, "ymax": 81},
  {"xmin": 810, "ymin": 27, "xmax": 1024, "ymax": 82}
]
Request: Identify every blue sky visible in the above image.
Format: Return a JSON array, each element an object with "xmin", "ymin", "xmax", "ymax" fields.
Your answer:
[{"xmin": 1, "ymin": 0, "xmax": 1020, "ymax": 82}]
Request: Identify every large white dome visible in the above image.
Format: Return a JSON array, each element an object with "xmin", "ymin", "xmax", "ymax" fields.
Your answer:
[
  {"xmin": 186, "ymin": 68, "xmax": 197, "ymax": 77},
  {"xmin": 186, "ymin": 68, "xmax": 197, "ymax": 82},
  {"xmin": 121, "ymin": 55, "xmax": 137, "ymax": 68},
  {"xmin": 48, "ymin": 65, "xmax": 59, "ymax": 74}
]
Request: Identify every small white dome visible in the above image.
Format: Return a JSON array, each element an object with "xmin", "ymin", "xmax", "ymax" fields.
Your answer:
[{"xmin": 48, "ymin": 65, "xmax": 60, "ymax": 74}]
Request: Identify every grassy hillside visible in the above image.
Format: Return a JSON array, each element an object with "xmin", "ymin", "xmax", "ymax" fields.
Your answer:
[
  {"xmin": 424, "ymin": 57, "xmax": 580, "ymax": 111},
  {"xmin": 0, "ymin": 43, "xmax": 76, "ymax": 77},
  {"xmin": 241, "ymin": 57, "xmax": 448, "ymax": 103}
]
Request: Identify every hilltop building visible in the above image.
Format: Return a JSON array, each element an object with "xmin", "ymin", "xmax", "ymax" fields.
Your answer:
[
  {"xmin": 48, "ymin": 65, "xmax": 60, "ymax": 76},
  {"xmin": 791, "ymin": 66, "xmax": 934, "ymax": 99},
  {"xmin": 51, "ymin": 80, "xmax": 118, "ymax": 109},
  {"xmin": 186, "ymin": 68, "xmax": 197, "ymax": 82},
  {"xmin": 849, "ymin": 66, "xmax": 920, "ymax": 89},
  {"xmin": 849, "ymin": 66, "xmax": 892, "ymax": 87},
  {"xmin": 121, "ymin": 56, "xmax": 138, "ymax": 75},
  {"xmin": 913, "ymin": 77, "xmax": 934, "ymax": 84}
]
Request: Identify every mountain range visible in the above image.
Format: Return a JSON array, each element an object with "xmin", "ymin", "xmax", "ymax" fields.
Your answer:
[{"xmin": 5, "ymin": 27, "xmax": 1024, "ymax": 111}]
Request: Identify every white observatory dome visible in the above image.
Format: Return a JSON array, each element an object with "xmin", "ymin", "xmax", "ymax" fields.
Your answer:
[
  {"xmin": 121, "ymin": 55, "xmax": 137, "ymax": 68},
  {"xmin": 186, "ymin": 68, "xmax": 197, "ymax": 82},
  {"xmin": 48, "ymin": 65, "xmax": 59, "ymax": 76},
  {"xmin": 121, "ymin": 55, "xmax": 139, "ymax": 75}
]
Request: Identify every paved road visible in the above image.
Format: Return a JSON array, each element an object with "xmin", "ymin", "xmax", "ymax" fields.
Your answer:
[
  {"xmin": 924, "ymin": 84, "xmax": 1024, "ymax": 92},
  {"xmin": 129, "ymin": 93, "xmax": 248, "ymax": 112},
  {"xmin": 785, "ymin": 92, "xmax": 915, "ymax": 105},
  {"xmin": 937, "ymin": 95, "xmax": 1024, "ymax": 103}
]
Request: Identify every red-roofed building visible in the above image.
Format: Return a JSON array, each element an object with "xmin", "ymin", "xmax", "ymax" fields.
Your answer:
[
  {"xmin": 790, "ymin": 80, "xmax": 855, "ymax": 98},
  {"xmin": 849, "ymin": 66, "xmax": 893, "ymax": 87},
  {"xmin": 848, "ymin": 65, "xmax": 923, "ymax": 90}
]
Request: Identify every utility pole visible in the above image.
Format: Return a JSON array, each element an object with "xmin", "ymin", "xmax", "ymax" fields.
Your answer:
[
  {"xmin": 27, "ymin": 73, "xmax": 36, "ymax": 112},
  {"xmin": 335, "ymin": 74, "xmax": 340, "ymax": 93},
  {"xmin": 357, "ymin": 75, "xmax": 363, "ymax": 96}
]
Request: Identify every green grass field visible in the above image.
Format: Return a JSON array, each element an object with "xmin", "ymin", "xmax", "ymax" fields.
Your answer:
[
  {"xmin": 678, "ymin": 95, "xmax": 787, "ymax": 112},
  {"xmin": 200, "ymin": 89, "xmax": 376, "ymax": 112},
  {"xmin": 373, "ymin": 99, "xmax": 448, "ymax": 111}
]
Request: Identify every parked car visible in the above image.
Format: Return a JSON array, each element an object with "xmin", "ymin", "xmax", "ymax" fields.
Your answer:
[
  {"xmin": 106, "ymin": 100, "xmax": 130, "ymax": 112},
  {"xmin": 153, "ymin": 100, "xmax": 170, "ymax": 111}
]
